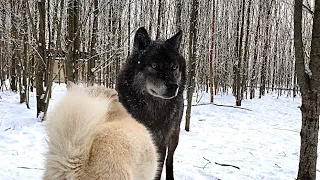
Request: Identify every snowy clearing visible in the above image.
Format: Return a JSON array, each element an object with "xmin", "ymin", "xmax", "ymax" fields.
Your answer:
[{"xmin": 0, "ymin": 83, "xmax": 319, "ymax": 180}]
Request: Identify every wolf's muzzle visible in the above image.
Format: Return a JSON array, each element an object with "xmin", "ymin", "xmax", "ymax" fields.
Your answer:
[{"xmin": 163, "ymin": 82, "xmax": 179, "ymax": 98}]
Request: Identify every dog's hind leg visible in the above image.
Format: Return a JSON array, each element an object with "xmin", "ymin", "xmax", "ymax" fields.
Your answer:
[{"xmin": 165, "ymin": 121, "xmax": 181, "ymax": 180}]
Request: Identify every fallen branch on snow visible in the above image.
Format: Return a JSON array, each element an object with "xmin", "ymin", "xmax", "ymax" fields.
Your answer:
[
  {"xmin": 0, "ymin": 109, "xmax": 11, "ymax": 126},
  {"xmin": 273, "ymin": 128, "xmax": 299, "ymax": 133},
  {"xmin": 186, "ymin": 103, "xmax": 252, "ymax": 111},
  {"xmin": 193, "ymin": 157, "xmax": 212, "ymax": 169},
  {"xmin": 214, "ymin": 162, "xmax": 240, "ymax": 170},
  {"xmin": 18, "ymin": 166, "xmax": 45, "ymax": 170}
]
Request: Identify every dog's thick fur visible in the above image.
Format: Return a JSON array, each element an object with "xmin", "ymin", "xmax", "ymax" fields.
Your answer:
[
  {"xmin": 116, "ymin": 27, "xmax": 186, "ymax": 180},
  {"xmin": 43, "ymin": 82, "xmax": 158, "ymax": 180}
]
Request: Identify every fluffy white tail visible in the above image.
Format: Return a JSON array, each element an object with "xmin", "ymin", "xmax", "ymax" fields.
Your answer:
[
  {"xmin": 44, "ymin": 90, "xmax": 111, "ymax": 179},
  {"xmin": 43, "ymin": 85, "xmax": 158, "ymax": 180}
]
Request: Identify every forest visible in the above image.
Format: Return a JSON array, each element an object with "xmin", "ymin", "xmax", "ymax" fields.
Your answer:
[{"xmin": 0, "ymin": 0, "xmax": 319, "ymax": 179}]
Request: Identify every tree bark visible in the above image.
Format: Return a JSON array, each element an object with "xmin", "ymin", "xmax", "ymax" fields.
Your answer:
[
  {"xmin": 259, "ymin": 1, "xmax": 272, "ymax": 99},
  {"xmin": 250, "ymin": 0, "xmax": 262, "ymax": 99},
  {"xmin": 295, "ymin": 0, "xmax": 320, "ymax": 179},
  {"xmin": 185, "ymin": 0, "xmax": 199, "ymax": 131},
  {"xmin": 235, "ymin": 0, "xmax": 245, "ymax": 106},
  {"xmin": 21, "ymin": 0, "xmax": 29, "ymax": 107},
  {"xmin": 10, "ymin": 0, "xmax": 17, "ymax": 92},
  {"xmin": 209, "ymin": 0, "xmax": 215, "ymax": 104},
  {"xmin": 175, "ymin": 0, "xmax": 182, "ymax": 31},
  {"xmin": 36, "ymin": 0, "xmax": 46, "ymax": 118},
  {"xmin": 241, "ymin": 0, "xmax": 252, "ymax": 100},
  {"xmin": 156, "ymin": 0, "xmax": 162, "ymax": 39},
  {"xmin": 66, "ymin": 0, "xmax": 75, "ymax": 83},
  {"xmin": 88, "ymin": 0, "xmax": 98, "ymax": 86}
]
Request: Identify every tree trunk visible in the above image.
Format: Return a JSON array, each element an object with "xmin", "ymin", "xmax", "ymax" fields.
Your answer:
[
  {"xmin": 235, "ymin": 0, "xmax": 245, "ymax": 106},
  {"xmin": 42, "ymin": 0, "xmax": 61, "ymax": 120},
  {"xmin": 175, "ymin": 0, "xmax": 182, "ymax": 31},
  {"xmin": 127, "ymin": 0, "xmax": 131, "ymax": 55},
  {"xmin": 88, "ymin": 0, "xmax": 98, "ymax": 86},
  {"xmin": 209, "ymin": 0, "xmax": 215, "ymax": 104},
  {"xmin": 241, "ymin": 0, "xmax": 252, "ymax": 100},
  {"xmin": 156, "ymin": 0, "xmax": 162, "ymax": 39},
  {"xmin": 66, "ymin": 0, "xmax": 75, "ymax": 83},
  {"xmin": 36, "ymin": 0, "xmax": 46, "ymax": 118},
  {"xmin": 21, "ymin": 0, "xmax": 29, "ymax": 107},
  {"xmin": 10, "ymin": 0, "xmax": 17, "ymax": 92},
  {"xmin": 250, "ymin": 0, "xmax": 262, "ymax": 99},
  {"xmin": 295, "ymin": 0, "xmax": 320, "ymax": 179},
  {"xmin": 73, "ymin": 0, "xmax": 80, "ymax": 82},
  {"xmin": 185, "ymin": 0, "xmax": 199, "ymax": 132}
]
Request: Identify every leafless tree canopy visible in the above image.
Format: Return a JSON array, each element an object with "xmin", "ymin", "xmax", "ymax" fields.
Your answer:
[
  {"xmin": 0, "ymin": 0, "xmax": 311, "ymax": 114},
  {"xmin": 0, "ymin": 0, "xmax": 319, "ymax": 179}
]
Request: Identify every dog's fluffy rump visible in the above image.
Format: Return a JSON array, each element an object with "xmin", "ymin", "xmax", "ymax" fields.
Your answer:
[{"xmin": 44, "ymin": 84, "xmax": 158, "ymax": 180}]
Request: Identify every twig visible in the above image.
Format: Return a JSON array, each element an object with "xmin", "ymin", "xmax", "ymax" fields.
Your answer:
[
  {"xmin": 283, "ymin": 151, "xmax": 286, "ymax": 157},
  {"xmin": 193, "ymin": 157, "xmax": 212, "ymax": 169},
  {"xmin": 17, "ymin": 167, "xmax": 45, "ymax": 170},
  {"xmin": 214, "ymin": 162, "xmax": 240, "ymax": 170},
  {"xmin": 0, "ymin": 109, "xmax": 11, "ymax": 126},
  {"xmin": 4, "ymin": 127, "xmax": 11, "ymax": 131},
  {"xmin": 187, "ymin": 103, "xmax": 252, "ymax": 111},
  {"xmin": 195, "ymin": 91, "xmax": 205, "ymax": 104},
  {"xmin": 302, "ymin": 3, "xmax": 314, "ymax": 15},
  {"xmin": 275, "ymin": 164, "xmax": 281, "ymax": 168},
  {"xmin": 273, "ymin": 128, "xmax": 299, "ymax": 133}
]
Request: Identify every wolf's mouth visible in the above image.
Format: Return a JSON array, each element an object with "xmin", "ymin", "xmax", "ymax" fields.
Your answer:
[{"xmin": 150, "ymin": 89, "xmax": 158, "ymax": 95}]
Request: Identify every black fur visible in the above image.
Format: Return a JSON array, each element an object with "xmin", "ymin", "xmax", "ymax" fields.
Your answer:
[{"xmin": 116, "ymin": 27, "xmax": 186, "ymax": 180}]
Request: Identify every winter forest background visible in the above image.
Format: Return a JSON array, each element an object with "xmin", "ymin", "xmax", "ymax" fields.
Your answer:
[{"xmin": 0, "ymin": 0, "xmax": 320, "ymax": 179}]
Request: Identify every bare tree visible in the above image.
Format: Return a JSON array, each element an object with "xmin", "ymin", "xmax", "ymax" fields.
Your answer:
[
  {"xmin": 209, "ymin": 0, "xmax": 215, "ymax": 104},
  {"xmin": 295, "ymin": 0, "xmax": 320, "ymax": 179},
  {"xmin": 185, "ymin": 0, "xmax": 199, "ymax": 131},
  {"xmin": 88, "ymin": 0, "xmax": 98, "ymax": 86}
]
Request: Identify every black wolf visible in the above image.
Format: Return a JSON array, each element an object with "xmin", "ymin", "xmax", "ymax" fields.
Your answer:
[{"xmin": 116, "ymin": 27, "xmax": 186, "ymax": 180}]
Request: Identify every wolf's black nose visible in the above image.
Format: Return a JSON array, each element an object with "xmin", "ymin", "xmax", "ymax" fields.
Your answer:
[{"xmin": 167, "ymin": 82, "xmax": 179, "ymax": 92}]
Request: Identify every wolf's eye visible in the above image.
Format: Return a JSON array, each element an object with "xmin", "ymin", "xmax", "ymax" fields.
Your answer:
[
  {"xmin": 151, "ymin": 63, "xmax": 157, "ymax": 69},
  {"xmin": 172, "ymin": 64, "xmax": 178, "ymax": 70}
]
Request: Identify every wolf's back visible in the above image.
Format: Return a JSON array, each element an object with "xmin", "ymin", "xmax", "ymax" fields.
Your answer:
[{"xmin": 44, "ymin": 90, "xmax": 110, "ymax": 179}]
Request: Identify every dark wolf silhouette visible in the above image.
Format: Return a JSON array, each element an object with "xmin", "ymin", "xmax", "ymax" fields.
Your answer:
[{"xmin": 116, "ymin": 27, "xmax": 186, "ymax": 180}]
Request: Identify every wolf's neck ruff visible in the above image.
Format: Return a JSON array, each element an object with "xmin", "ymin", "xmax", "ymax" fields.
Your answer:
[{"xmin": 116, "ymin": 27, "xmax": 186, "ymax": 180}]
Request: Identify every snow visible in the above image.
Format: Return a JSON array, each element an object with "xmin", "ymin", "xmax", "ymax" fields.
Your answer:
[{"xmin": 0, "ymin": 84, "xmax": 319, "ymax": 180}]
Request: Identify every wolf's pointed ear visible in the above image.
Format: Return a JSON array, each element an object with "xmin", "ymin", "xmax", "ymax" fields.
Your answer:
[
  {"xmin": 133, "ymin": 27, "xmax": 151, "ymax": 51},
  {"xmin": 166, "ymin": 30, "xmax": 182, "ymax": 50},
  {"xmin": 66, "ymin": 81, "xmax": 76, "ymax": 91}
]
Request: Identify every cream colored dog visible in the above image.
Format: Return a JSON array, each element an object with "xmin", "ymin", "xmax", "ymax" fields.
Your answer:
[{"xmin": 43, "ymin": 82, "xmax": 158, "ymax": 180}]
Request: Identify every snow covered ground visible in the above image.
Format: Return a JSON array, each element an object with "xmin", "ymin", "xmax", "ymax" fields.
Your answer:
[{"xmin": 0, "ymin": 83, "xmax": 319, "ymax": 180}]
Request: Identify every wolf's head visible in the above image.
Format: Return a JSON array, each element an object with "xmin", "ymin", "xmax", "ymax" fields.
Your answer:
[{"xmin": 128, "ymin": 27, "xmax": 186, "ymax": 99}]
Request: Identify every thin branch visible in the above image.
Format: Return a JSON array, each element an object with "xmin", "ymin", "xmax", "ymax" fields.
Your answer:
[
  {"xmin": 17, "ymin": 166, "xmax": 45, "ymax": 170},
  {"xmin": 0, "ymin": 109, "xmax": 11, "ymax": 126},
  {"xmin": 302, "ymin": 3, "xmax": 314, "ymax": 15},
  {"xmin": 273, "ymin": 128, "xmax": 299, "ymax": 133},
  {"xmin": 214, "ymin": 162, "xmax": 240, "ymax": 170},
  {"xmin": 193, "ymin": 157, "xmax": 212, "ymax": 169},
  {"xmin": 187, "ymin": 103, "xmax": 252, "ymax": 111}
]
